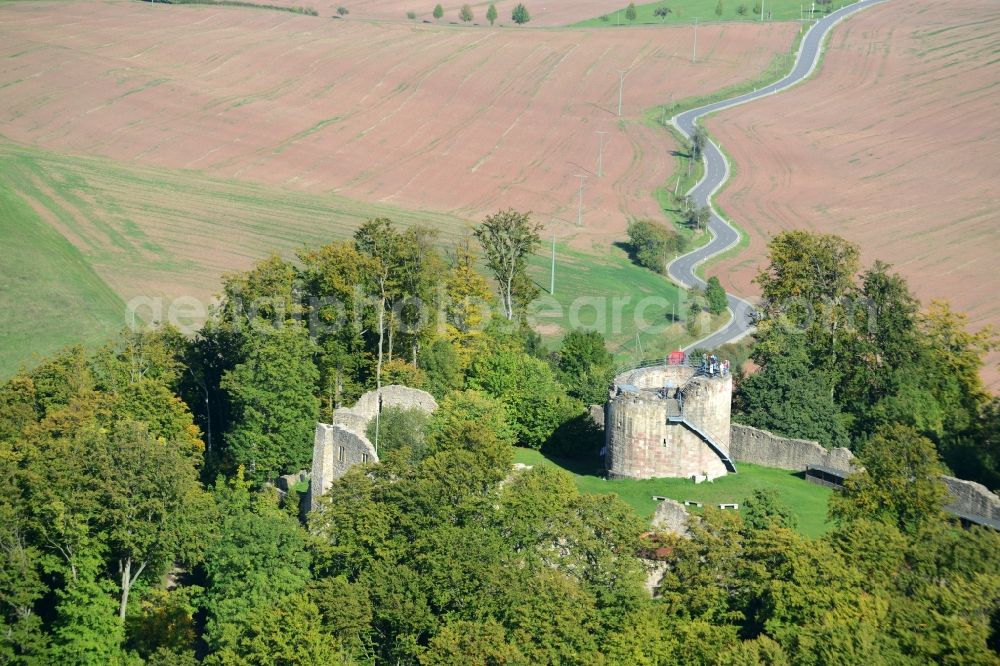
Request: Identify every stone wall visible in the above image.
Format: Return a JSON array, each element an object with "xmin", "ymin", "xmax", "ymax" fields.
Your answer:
[
  {"xmin": 344, "ymin": 385, "xmax": 439, "ymax": 423},
  {"xmin": 651, "ymin": 499, "xmax": 689, "ymax": 536},
  {"xmin": 309, "ymin": 385, "xmax": 438, "ymax": 511},
  {"xmin": 310, "ymin": 423, "xmax": 378, "ymax": 510},
  {"xmin": 941, "ymin": 476, "xmax": 1000, "ymax": 522},
  {"xmin": 730, "ymin": 424, "xmax": 1000, "ymax": 525},
  {"xmin": 730, "ymin": 423, "xmax": 857, "ymax": 472}
]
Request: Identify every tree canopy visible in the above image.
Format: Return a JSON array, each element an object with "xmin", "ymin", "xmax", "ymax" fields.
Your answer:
[{"xmin": 2, "ymin": 227, "xmax": 998, "ymax": 665}]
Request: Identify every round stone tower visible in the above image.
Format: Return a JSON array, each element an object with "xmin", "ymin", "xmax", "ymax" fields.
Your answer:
[{"xmin": 605, "ymin": 360, "xmax": 735, "ymax": 480}]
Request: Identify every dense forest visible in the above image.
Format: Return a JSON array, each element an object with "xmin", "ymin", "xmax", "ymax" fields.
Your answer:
[{"xmin": 1, "ymin": 214, "xmax": 998, "ymax": 664}]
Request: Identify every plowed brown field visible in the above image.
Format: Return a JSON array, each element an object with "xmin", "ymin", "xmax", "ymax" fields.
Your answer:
[
  {"xmin": 705, "ymin": 0, "xmax": 1000, "ymax": 386},
  {"xmin": 0, "ymin": 0, "xmax": 795, "ymax": 248}
]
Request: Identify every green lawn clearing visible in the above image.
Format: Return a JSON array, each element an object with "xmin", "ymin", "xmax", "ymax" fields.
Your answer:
[{"xmin": 514, "ymin": 447, "xmax": 834, "ymax": 537}]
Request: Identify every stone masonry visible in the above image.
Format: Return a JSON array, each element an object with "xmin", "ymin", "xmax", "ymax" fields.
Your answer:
[
  {"xmin": 729, "ymin": 423, "xmax": 999, "ymax": 526},
  {"xmin": 606, "ymin": 363, "xmax": 733, "ymax": 480},
  {"xmin": 729, "ymin": 423, "xmax": 858, "ymax": 472},
  {"xmin": 309, "ymin": 385, "xmax": 437, "ymax": 511}
]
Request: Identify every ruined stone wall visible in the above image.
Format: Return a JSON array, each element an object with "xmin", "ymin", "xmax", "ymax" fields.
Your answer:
[
  {"xmin": 941, "ymin": 476, "xmax": 1000, "ymax": 522},
  {"xmin": 729, "ymin": 424, "xmax": 857, "ymax": 472},
  {"xmin": 730, "ymin": 424, "xmax": 999, "ymax": 524},
  {"xmin": 345, "ymin": 385, "xmax": 439, "ymax": 423},
  {"xmin": 309, "ymin": 385, "xmax": 437, "ymax": 511},
  {"xmin": 309, "ymin": 423, "xmax": 378, "ymax": 510}
]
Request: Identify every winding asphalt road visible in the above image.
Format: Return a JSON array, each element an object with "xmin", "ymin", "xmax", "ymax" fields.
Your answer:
[{"xmin": 667, "ymin": 0, "xmax": 887, "ymax": 351}]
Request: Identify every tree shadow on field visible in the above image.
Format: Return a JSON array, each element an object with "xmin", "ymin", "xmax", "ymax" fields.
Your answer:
[{"xmin": 613, "ymin": 240, "xmax": 637, "ymax": 264}]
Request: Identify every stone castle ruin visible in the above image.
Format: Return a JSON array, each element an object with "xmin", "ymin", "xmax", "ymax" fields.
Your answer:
[
  {"xmin": 309, "ymin": 385, "xmax": 437, "ymax": 510},
  {"xmin": 606, "ymin": 358, "xmax": 736, "ymax": 480}
]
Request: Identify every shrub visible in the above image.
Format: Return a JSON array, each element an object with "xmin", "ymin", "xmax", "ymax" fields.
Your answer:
[
  {"xmin": 458, "ymin": 3, "xmax": 472, "ymax": 21},
  {"xmin": 625, "ymin": 219, "xmax": 684, "ymax": 274},
  {"xmin": 736, "ymin": 4, "xmax": 747, "ymax": 15},
  {"xmin": 625, "ymin": 2, "xmax": 637, "ymax": 21},
  {"xmin": 432, "ymin": 3, "xmax": 443, "ymax": 18},
  {"xmin": 336, "ymin": 5, "xmax": 348, "ymax": 14},
  {"xmin": 406, "ymin": 10, "xmax": 416, "ymax": 18},
  {"xmin": 705, "ymin": 276, "xmax": 728, "ymax": 315}
]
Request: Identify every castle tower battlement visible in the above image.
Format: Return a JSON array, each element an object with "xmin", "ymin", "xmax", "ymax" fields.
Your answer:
[{"xmin": 606, "ymin": 360, "xmax": 733, "ymax": 480}]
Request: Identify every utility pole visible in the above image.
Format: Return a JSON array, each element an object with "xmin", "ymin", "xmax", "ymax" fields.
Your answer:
[
  {"xmin": 692, "ymin": 18, "xmax": 699, "ymax": 63},
  {"xmin": 617, "ymin": 70, "xmax": 627, "ymax": 117},
  {"xmin": 595, "ymin": 131, "xmax": 608, "ymax": 177},
  {"xmin": 550, "ymin": 235, "xmax": 556, "ymax": 294},
  {"xmin": 576, "ymin": 175, "xmax": 587, "ymax": 226},
  {"xmin": 761, "ymin": 0, "xmax": 765, "ymax": 21}
]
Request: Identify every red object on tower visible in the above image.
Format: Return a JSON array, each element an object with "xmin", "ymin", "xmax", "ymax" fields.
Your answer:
[{"xmin": 667, "ymin": 351, "xmax": 686, "ymax": 365}]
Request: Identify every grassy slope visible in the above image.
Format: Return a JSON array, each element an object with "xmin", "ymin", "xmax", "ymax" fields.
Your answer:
[
  {"xmin": 0, "ymin": 141, "xmax": 726, "ymax": 373},
  {"xmin": 573, "ymin": 0, "xmax": 832, "ymax": 27},
  {"xmin": 524, "ymin": 242, "xmax": 727, "ymax": 364},
  {"xmin": 0, "ymin": 141, "xmax": 471, "ymax": 281},
  {"xmin": 0, "ymin": 174, "xmax": 124, "ymax": 378},
  {"xmin": 514, "ymin": 447, "xmax": 833, "ymax": 537}
]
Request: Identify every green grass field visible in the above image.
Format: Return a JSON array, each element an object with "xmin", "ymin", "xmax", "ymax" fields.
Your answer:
[
  {"xmin": 524, "ymin": 242, "xmax": 727, "ymax": 365},
  {"xmin": 0, "ymin": 175, "xmax": 125, "ymax": 378},
  {"xmin": 573, "ymin": 0, "xmax": 841, "ymax": 27},
  {"xmin": 514, "ymin": 447, "xmax": 834, "ymax": 537},
  {"xmin": 0, "ymin": 141, "xmax": 726, "ymax": 376},
  {"xmin": 0, "ymin": 141, "xmax": 473, "ymax": 377}
]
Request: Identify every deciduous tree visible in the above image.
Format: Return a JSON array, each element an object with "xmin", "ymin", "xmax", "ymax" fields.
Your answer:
[
  {"xmin": 557, "ymin": 329, "xmax": 615, "ymax": 404},
  {"xmin": 467, "ymin": 349, "xmax": 579, "ymax": 449},
  {"xmin": 830, "ymin": 423, "xmax": 948, "ymax": 533},
  {"xmin": 734, "ymin": 330, "xmax": 848, "ymax": 448},
  {"xmin": 626, "ymin": 219, "xmax": 684, "ymax": 274},
  {"xmin": 705, "ymin": 276, "xmax": 728, "ymax": 315},
  {"xmin": 221, "ymin": 322, "xmax": 319, "ymax": 481},
  {"xmin": 473, "ymin": 210, "xmax": 542, "ymax": 320}
]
